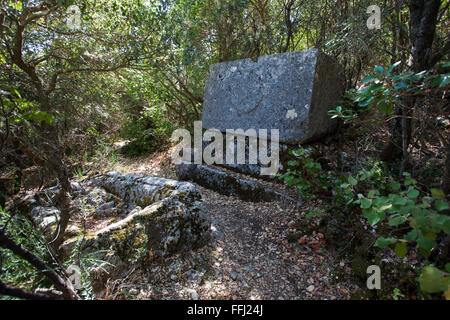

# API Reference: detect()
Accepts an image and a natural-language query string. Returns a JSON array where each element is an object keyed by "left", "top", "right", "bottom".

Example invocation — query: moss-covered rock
[
  {"left": 176, "top": 162, "right": 288, "bottom": 202},
  {"left": 60, "top": 174, "right": 211, "bottom": 289},
  {"left": 91, "top": 171, "right": 196, "bottom": 208}
]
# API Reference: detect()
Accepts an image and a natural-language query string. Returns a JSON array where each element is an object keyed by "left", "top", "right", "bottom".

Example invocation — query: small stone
[
  {"left": 211, "top": 224, "right": 224, "bottom": 241},
  {"left": 186, "top": 269, "right": 203, "bottom": 284},
  {"left": 170, "top": 274, "right": 178, "bottom": 281},
  {"left": 129, "top": 288, "right": 139, "bottom": 296},
  {"left": 185, "top": 288, "right": 199, "bottom": 300},
  {"left": 169, "top": 260, "right": 181, "bottom": 273},
  {"left": 306, "top": 285, "right": 315, "bottom": 292}
]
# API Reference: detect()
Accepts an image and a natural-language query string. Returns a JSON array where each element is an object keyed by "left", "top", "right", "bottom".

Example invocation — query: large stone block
[
  {"left": 176, "top": 162, "right": 289, "bottom": 202},
  {"left": 202, "top": 49, "right": 344, "bottom": 144}
]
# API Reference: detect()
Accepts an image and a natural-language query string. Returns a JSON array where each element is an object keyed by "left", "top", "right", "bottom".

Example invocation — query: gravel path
[{"left": 103, "top": 151, "right": 357, "bottom": 300}]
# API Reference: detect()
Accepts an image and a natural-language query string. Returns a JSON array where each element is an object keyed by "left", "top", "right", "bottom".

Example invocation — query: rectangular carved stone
[{"left": 202, "top": 49, "right": 344, "bottom": 144}]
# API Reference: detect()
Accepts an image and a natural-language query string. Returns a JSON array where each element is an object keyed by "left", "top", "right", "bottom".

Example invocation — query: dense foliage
[{"left": 0, "top": 0, "right": 449, "bottom": 300}]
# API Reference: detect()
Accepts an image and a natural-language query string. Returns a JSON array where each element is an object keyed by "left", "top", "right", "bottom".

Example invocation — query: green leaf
[
  {"left": 413, "top": 70, "right": 427, "bottom": 80},
  {"left": 22, "top": 111, "right": 54, "bottom": 125},
  {"left": 389, "top": 215, "right": 407, "bottom": 227},
  {"left": 374, "top": 237, "right": 397, "bottom": 249},
  {"left": 394, "top": 242, "right": 407, "bottom": 258},
  {"left": 374, "top": 66, "right": 384, "bottom": 74},
  {"left": 431, "top": 188, "right": 445, "bottom": 199},
  {"left": 360, "top": 198, "right": 372, "bottom": 209},
  {"left": 387, "top": 61, "right": 401, "bottom": 75},
  {"left": 443, "top": 219, "right": 450, "bottom": 233},
  {"left": 287, "top": 160, "right": 299, "bottom": 167},
  {"left": 407, "top": 188, "right": 420, "bottom": 199},
  {"left": 403, "top": 229, "right": 419, "bottom": 241},
  {"left": 393, "top": 71, "right": 414, "bottom": 81},
  {"left": 392, "top": 195, "right": 407, "bottom": 206},
  {"left": 417, "top": 236, "right": 436, "bottom": 251},
  {"left": 358, "top": 96, "right": 375, "bottom": 107},
  {"left": 363, "top": 208, "right": 381, "bottom": 226},
  {"left": 348, "top": 176, "right": 357, "bottom": 186},
  {"left": 368, "top": 189, "right": 380, "bottom": 198},
  {"left": 362, "top": 75, "right": 378, "bottom": 83},
  {"left": 419, "top": 266, "right": 444, "bottom": 293},
  {"left": 379, "top": 203, "right": 393, "bottom": 211},
  {"left": 394, "top": 82, "right": 407, "bottom": 90},
  {"left": 438, "top": 74, "right": 450, "bottom": 87},
  {"left": 390, "top": 182, "right": 401, "bottom": 191},
  {"left": 435, "top": 200, "right": 449, "bottom": 211},
  {"left": 445, "top": 263, "right": 450, "bottom": 273}
]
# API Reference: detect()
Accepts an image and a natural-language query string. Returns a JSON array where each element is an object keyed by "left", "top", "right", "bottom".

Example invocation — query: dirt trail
[{"left": 103, "top": 150, "right": 357, "bottom": 300}]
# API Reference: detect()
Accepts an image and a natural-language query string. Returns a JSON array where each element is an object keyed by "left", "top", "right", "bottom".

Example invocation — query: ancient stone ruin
[
  {"left": 177, "top": 49, "right": 344, "bottom": 192},
  {"left": 27, "top": 172, "right": 211, "bottom": 290},
  {"left": 24, "top": 49, "right": 343, "bottom": 294},
  {"left": 202, "top": 48, "right": 343, "bottom": 145}
]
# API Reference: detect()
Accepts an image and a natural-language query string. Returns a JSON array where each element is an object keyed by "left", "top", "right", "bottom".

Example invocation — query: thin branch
[
  {"left": 0, "top": 228, "right": 78, "bottom": 300},
  {"left": 0, "top": 280, "right": 56, "bottom": 300}
]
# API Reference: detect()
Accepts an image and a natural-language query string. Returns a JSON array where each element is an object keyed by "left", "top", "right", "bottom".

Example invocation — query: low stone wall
[
  {"left": 176, "top": 162, "right": 289, "bottom": 202},
  {"left": 27, "top": 172, "right": 211, "bottom": 291}
]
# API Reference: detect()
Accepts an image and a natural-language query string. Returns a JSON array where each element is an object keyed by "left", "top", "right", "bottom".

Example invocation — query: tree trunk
[
  {"left": 443, "top": 133, "right": 450, "bottom": 197},
  {"left": 409, "top": 0, "right": 442, "bottom": 72},
  {"left": 381, "top": 0, "right": 442, "bottom": 164}
]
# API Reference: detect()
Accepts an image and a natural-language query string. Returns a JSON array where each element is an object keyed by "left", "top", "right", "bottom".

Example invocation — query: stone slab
[{"left": 202, "top": 49, "right": 344, "bottom": 144}]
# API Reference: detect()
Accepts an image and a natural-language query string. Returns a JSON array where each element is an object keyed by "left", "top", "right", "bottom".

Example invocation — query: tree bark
[
  {"left": 0, "top": 280, "right": 57, "bottom": 300},
  {"left": 0, "top": 229, "right": 78, "bottom": 300},
  {"left": 381, "top": 0, "right": 442, "bottom": 164},
  {"left": 409, "top": 0, "right": 442, "bottom": 72},
  {"left": 443, "top": 132, "right": 450, "bottom": 197}
]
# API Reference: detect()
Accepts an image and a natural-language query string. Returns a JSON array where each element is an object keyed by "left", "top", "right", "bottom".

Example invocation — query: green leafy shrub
[
  {"left": 280, "top": 147, "right": 450, "bottom": 298},
  {"left": 121, "top": 107, "right": 174, "bottom": 157},
  {"left": 278, "top": 148, "right": 332, "bottom": 200},
  {"left": 329, "top": 61, "right": 450, "bottom": 122},
  {"left": 336, "top": 169, "right": 449, "bottom": 297},
  {"left": 348, "top": 173, "right": 449, "bottom": 297}
]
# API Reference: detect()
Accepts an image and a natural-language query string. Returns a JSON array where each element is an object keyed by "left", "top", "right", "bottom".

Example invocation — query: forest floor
[{"left": 96, "top": 148, "right": 361, "bottom": 300}]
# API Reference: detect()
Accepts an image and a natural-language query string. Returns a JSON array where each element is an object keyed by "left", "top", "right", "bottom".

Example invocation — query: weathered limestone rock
[
  {"left": 176, "top": 162, "right": 290, "bottom": 202},
  {"left": 57, "top": 172, "right": 210, "bottom": 287},
  {"left": 29, "top": 206, "right": 59, "bottom": 233},
  {"left": 201, "top": 139, "right": 289, "bottom": 178},
  {"left": 29, "top": 206, "right": 80, "bottom": 240},
  {"left": 91, "top": 172, "right": 199, "bottom": 208},
  {"left": 25, "top": 172, "right": 211, "bottom": 291},
  {"left": 62, "top": 185, "right": 209, "bottom": 258},
  {"left": 33, "top": 181, "right": 85, "bottom": 206},
  {"left": 202, "top": 49, "right": 343, "bottom": 144}
]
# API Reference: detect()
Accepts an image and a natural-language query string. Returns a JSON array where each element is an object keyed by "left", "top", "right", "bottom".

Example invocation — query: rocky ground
[{"left": 88, "top": 149, "right": 360, "bottom": 300}]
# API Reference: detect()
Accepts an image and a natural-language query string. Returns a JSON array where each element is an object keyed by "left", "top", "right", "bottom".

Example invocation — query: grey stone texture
[
  {"left": 202, "top": 49, "right": 344, "bottom": 144},
  {"left": 25, "top": 172, "right": 211, "bottom": 290},
  {"left": 176, "top": 162, "right": 291, "bottom": 202},
  {"left": 86, "top": 172, "right": 211, "bottom": 256},
  {"left": 91, "top": 171, "right": 201, "bottom": 208}
]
